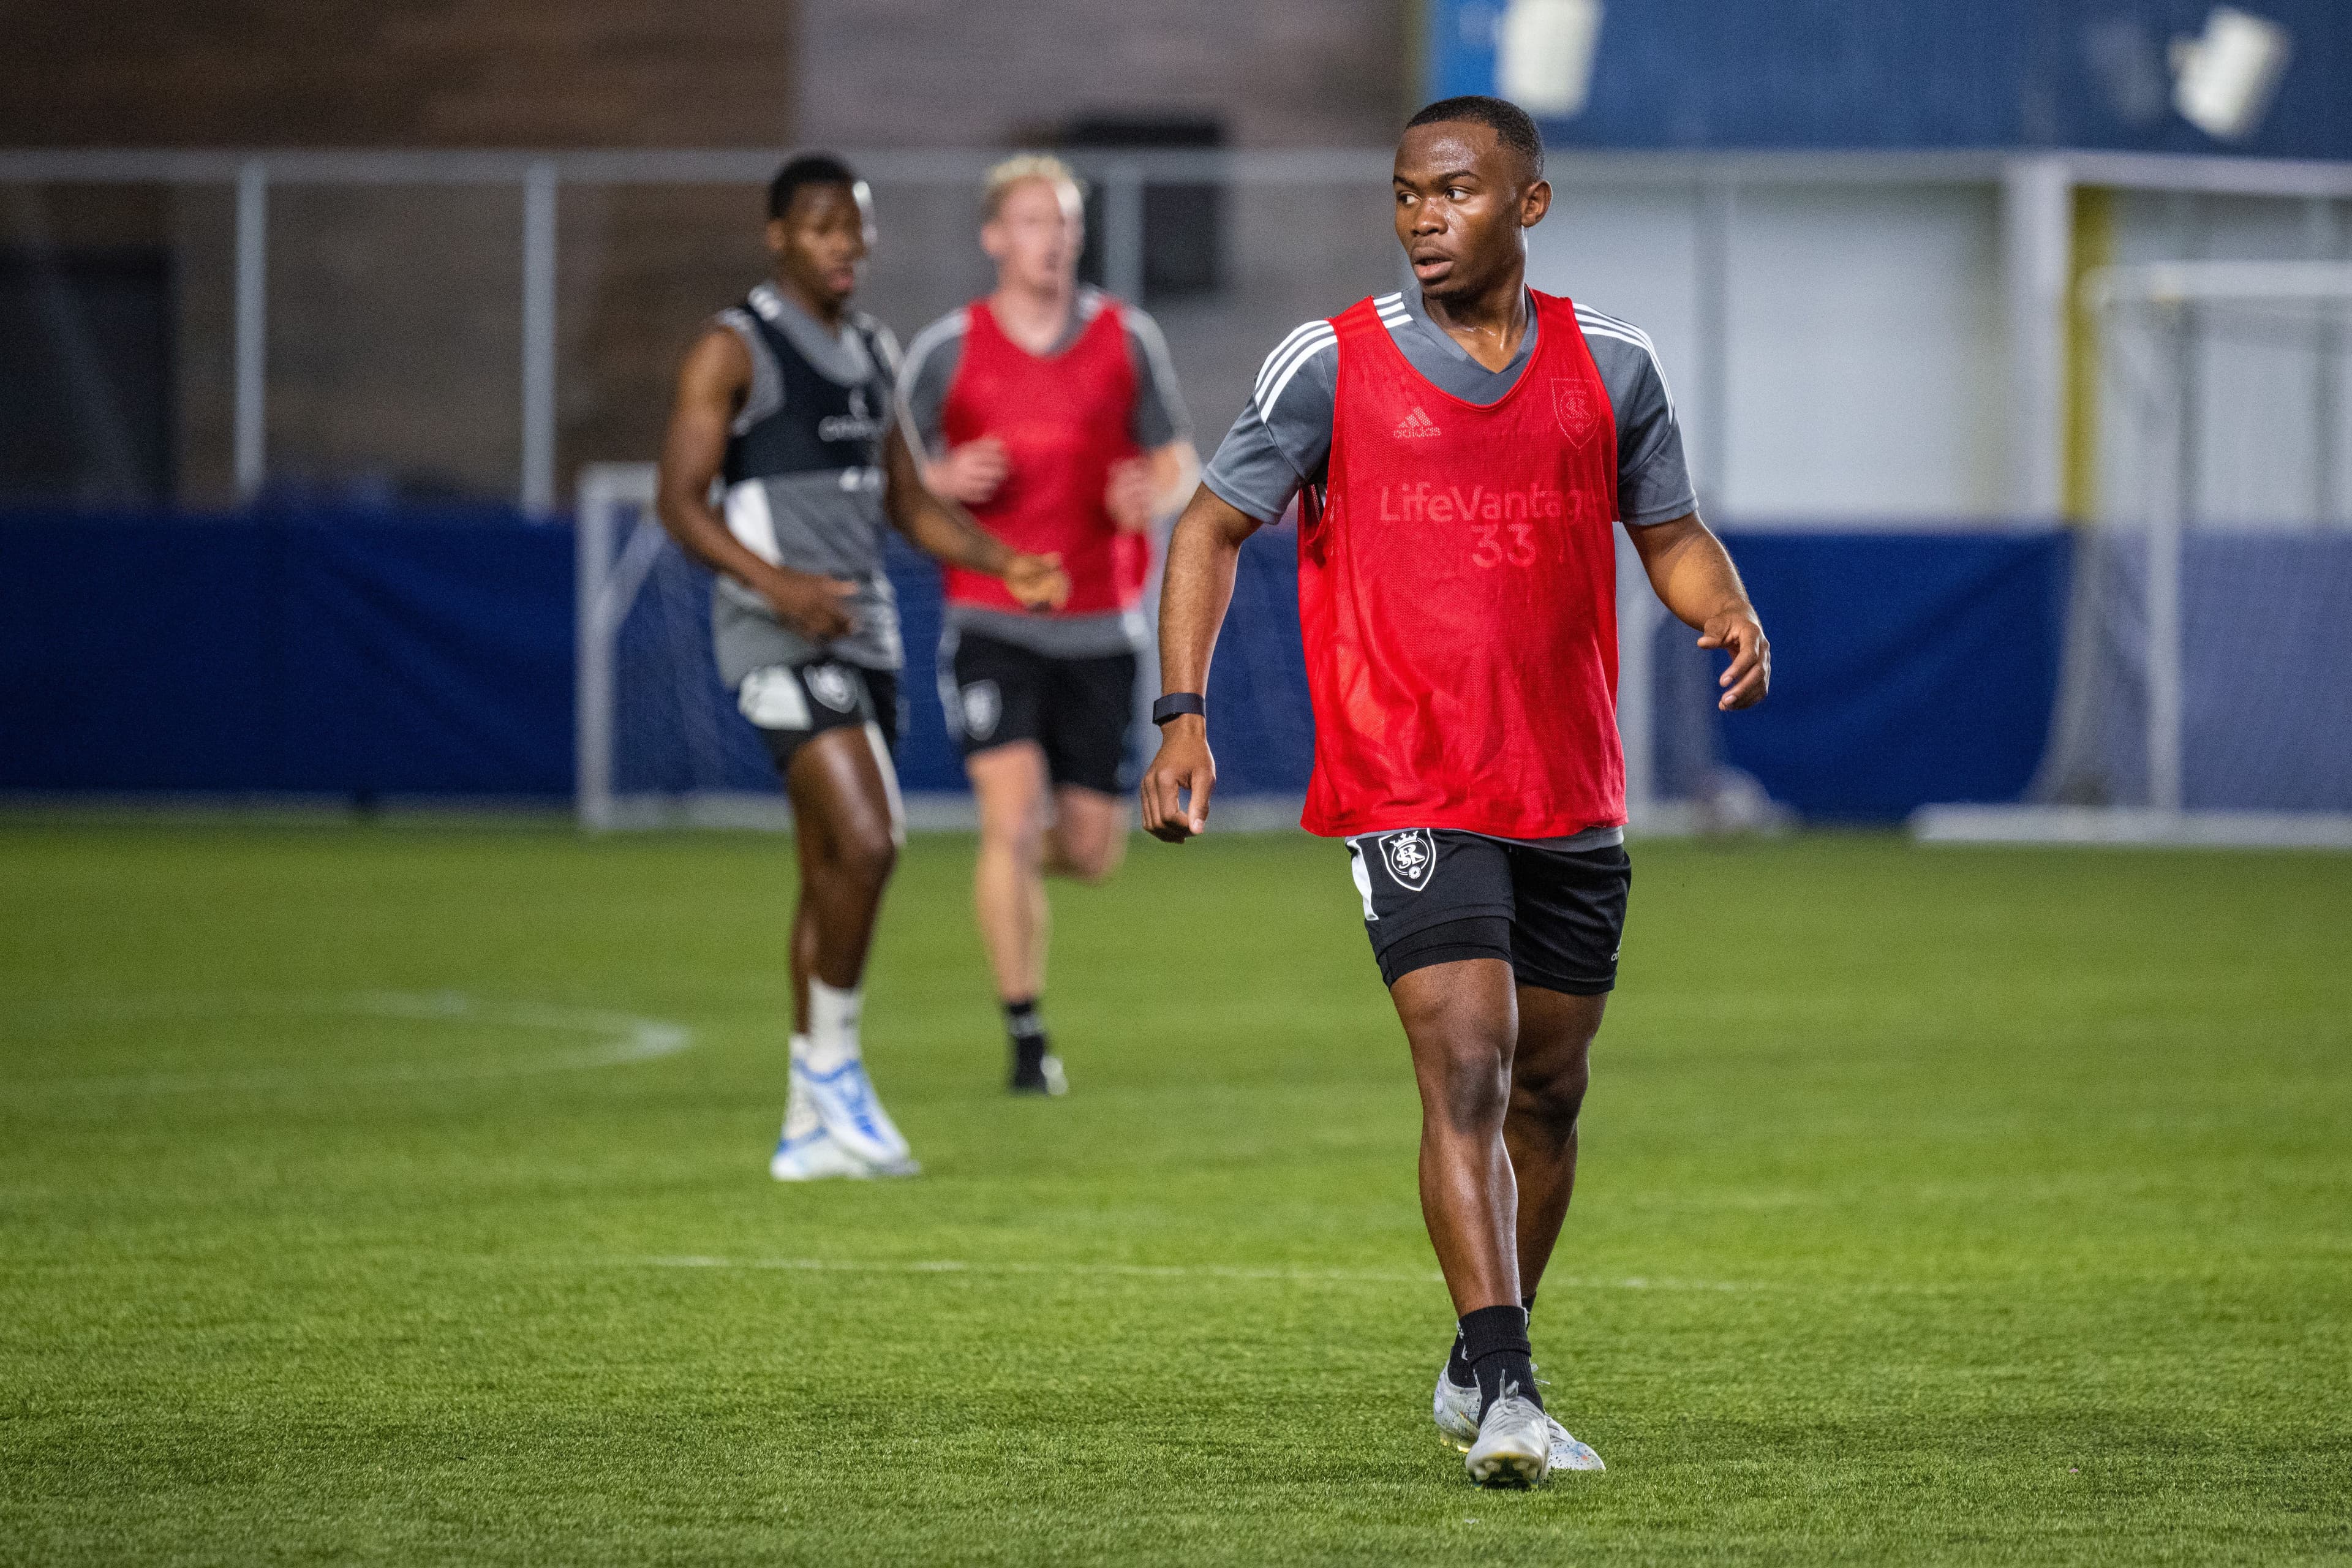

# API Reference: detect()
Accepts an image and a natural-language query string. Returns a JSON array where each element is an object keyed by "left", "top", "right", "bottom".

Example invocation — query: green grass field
[{"left": 2, "top": 820, "right": 2347, "bottom": 1564}]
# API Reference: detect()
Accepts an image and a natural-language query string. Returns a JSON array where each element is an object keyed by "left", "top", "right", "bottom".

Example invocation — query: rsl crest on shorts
[{"left": 1381, "top": 828, "right": 1436, "bottom": 893}]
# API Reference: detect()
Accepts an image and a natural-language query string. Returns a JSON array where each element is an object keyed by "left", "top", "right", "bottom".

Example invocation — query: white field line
[
  {"left": 628, "top": 1256, "right": 1757, "bottom": 1292},
  {"left": 3, "top": 992, "right": 693, "bottom": 1095}
]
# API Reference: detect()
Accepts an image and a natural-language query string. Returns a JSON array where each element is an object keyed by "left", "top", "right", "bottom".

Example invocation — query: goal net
[
  {"left": 575, "top": 462, "right": 1727, "bottom": 833},
  {"left": 1918, "top": 262, "right": 2352, "bottom": 848}
]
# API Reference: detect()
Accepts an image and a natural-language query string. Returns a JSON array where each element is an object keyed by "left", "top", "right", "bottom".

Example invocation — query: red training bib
[
  {"left": 1296, "top": 290, "right": 1624, "bottom": 839},
  {"left": 939, "top": 298, "right": 1144, "bottom": 616}
]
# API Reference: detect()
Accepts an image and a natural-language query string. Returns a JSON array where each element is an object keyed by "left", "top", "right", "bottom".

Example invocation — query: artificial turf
[{"left": 1, "top": 820, "right": 2346, "bottom": 1564}]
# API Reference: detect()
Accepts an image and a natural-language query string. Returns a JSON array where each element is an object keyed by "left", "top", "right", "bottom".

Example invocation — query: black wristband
[{"left": 1151, "top": 692, "right": 1207, "bottom": 726}]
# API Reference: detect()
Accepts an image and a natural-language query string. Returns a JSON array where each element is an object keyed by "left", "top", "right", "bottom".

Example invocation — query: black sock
[
  {"left": 1448, "top": 1292, "right": 1540, "bottom": 1389},
  {"left": 1005, "top": 997, "right": 1047, "bottom": 1073},
  {"left": 1458, "top": 1303, "right": 1542, "bottom": 1414}
]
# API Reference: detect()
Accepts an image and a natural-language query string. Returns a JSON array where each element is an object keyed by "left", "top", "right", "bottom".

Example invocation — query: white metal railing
[{"left": 9, "top": 145, "right": 2352, "bottom": 519}]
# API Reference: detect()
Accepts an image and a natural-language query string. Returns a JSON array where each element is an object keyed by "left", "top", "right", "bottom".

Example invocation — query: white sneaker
[
  {"left": 1465, "top": 1390, "right": 1551, "bottom": 1488},
  {"left": 1436, "top": 1365, "right": 1604, "bottom": 1471},
  {"left": 799, "top": 1054, "right": 919, "bottom": 1175},
  {"left": 1433, "top": 1366, "right": 1482, "bottom": 1449},
  {"left": 769, "top": 1124, "right": 871, "bottom": 1181}
]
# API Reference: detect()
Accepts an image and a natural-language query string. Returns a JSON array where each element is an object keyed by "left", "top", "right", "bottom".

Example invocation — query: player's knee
[
  {"left": 1057, "top": 831, "right": 1125, "bottom": 884},
  {"left": 1421, "top": 1024, "right": 1513, "bottom": 1130},
  {"left": 1512, "top": 1050, "right": 1591, "bottom": 1134},
  {"left": 831, "top": 820, "right": 899, "bottom": 886}
]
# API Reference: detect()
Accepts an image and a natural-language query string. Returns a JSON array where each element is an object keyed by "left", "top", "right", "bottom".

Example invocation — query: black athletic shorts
[
  {"left": 943, "top": 629, "right": 1139, "bottom": 795},
  {"left": 1345, "top": 829, "right": 1632, "bottom": 995},
  {"left": 737, "top": 660, "right": 902, "bottom": 775}
]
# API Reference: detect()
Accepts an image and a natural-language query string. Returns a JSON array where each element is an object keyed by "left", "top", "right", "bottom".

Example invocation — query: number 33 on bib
[{"left": 1296, "top": 290, "right": 1624, "bottom": 842}]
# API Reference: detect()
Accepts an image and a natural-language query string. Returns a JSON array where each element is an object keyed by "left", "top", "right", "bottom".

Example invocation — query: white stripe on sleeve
[
  {"left": 1254, "top": 318, "right": 1334, "bottom": 405},
  {"left": 1575, "top": 319, "right": 1678, "bottom": 421},
  {"left": 1257, "top": 328, "right": 1337, "bottom": 423},
  {"left": 892, "top": 310, "right": 970, "bottom": 462}
]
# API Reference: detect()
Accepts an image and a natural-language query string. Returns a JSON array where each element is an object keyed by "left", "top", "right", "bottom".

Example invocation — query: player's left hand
[
  {"left": 1005, "top": 551, "right": 1069, "bottom": 612},
  {"left": 1104, "top": 458, "right": 1155, "bottom": 533},
  {"left": 1698, "top": 611, "right": 1770, "bottom": 710}
]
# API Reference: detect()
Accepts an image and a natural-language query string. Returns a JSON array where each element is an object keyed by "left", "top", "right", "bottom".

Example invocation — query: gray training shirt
[
  {"left": 897, "top": 288, "right": 1191, "bottom": 658},
  {"left": 711, "top": 282, "right": 903, "bottom": 683},
  {"left": 1201, "top": 286, "right": 1695, "bottom": 854},
  {"left": 1201, "top": 286, "right": 1695, "bottom": 531}
]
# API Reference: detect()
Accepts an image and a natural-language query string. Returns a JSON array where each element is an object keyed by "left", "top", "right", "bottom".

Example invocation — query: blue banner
[
  {"left": 0, "top": 508, "right": 2097, "bottom": 821},
  {"left": 1424, "top": 1, "right": 2352, "bottom": 159}
]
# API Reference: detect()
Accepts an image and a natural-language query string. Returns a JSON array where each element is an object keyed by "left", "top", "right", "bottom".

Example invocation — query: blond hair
[{"left": 982, "top": 153, "right": 1085, "bottom": 222}]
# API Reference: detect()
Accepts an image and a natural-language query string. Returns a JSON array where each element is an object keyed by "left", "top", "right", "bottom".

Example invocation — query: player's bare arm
[
  {"left": 1140, "top": 484, "right": 1263, "bottom": 842},
  {"left": 1106, "top": 438, "right": 1201, "bottom": 534},
  {"left": 1628, "top": 511, "right": 1770, "bottom": 710},
  {"left": 881, "top": 422, "right": 1069, "bottom": 611},
  {"left": 922, "top": 433, "right": 1010, "bottom": 506},
  {"left": 655, "top": 326, "right": 858, "bottom": 643}
]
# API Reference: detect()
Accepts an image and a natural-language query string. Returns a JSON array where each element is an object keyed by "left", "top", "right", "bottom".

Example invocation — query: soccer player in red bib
[
  {"left": 1142, "top": 97, "right": 1770, "bottom": 1487},
  {"left": 899, "top": 155, "right": 1197, "bottom": 1096}
]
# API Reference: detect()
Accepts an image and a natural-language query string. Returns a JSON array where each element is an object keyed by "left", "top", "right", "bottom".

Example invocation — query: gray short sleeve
[
  {"left": 1200, "top": 320, "right": 1340, "bottom": 523},
  {"left": 1574, "top": 310, "right": 1697, "bottom": 526},
  {"left": 861, "top": 315, "right": 902, "bottom": 383},
  {"left": 894, "top": 310, "right": 965, "bottom": 462},
  {"left": 1121, "top": 305, "right": 1191, "bottom": 450}
]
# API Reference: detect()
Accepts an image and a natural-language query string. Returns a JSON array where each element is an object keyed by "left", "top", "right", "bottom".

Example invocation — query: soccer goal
[
  {"left": 1915, "top": 260, "right": 2352, "bottom": 850},
  {"left": 574, "top": 462, "right": 798, "bottom": 830}
]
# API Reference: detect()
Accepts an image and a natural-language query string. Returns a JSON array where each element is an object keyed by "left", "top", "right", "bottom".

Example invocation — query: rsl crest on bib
[
  {"left": 1550, "top": 377, "right": 1600, "bottom": 450},
  {"left": 1380, "top": 829, "right": 1436, "bottom": 892}
]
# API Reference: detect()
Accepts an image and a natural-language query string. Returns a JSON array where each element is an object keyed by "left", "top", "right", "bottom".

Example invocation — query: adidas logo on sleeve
[{"left": 1392, "top": 405, "right": 1444, "bottom": 439}]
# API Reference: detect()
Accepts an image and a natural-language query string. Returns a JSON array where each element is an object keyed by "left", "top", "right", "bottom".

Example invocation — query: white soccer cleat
[
  {"left": 769, "top": 1066, "right": 873, "bottom": 1180},
  {"left": 1436, "top": 1365, "right": 1604, "bottom": 1472},
  {"left": 769, "top": 1124, "right": 872, "bottom": 1181},
  {"left": 1465, "top": 1391, "right": 1552, "bottom": 1488},
  {"left": 1545, "top": 1421, "right": 1605, "bottom": 1471},
  {"left": 799, "top": 1055, "right": 919, "bottom": 1175},
  {"left": 1434, "top": 1366, "right": 1482, "bottom": 1450}
]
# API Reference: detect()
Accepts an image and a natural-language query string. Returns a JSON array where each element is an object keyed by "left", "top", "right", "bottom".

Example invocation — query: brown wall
[
  {"left": 797, "top": 0, "right": 1414, "bottom": 148},
  {"left": 6, "top": 1, "right": 1412, "bottom": 507},
  {"left": 1, "top": 1, "right": 799, "bottom": 146}
]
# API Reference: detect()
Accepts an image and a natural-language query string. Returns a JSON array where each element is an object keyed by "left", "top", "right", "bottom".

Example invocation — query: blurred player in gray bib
[{"left": 655, "top": 154, "right": 1068, "bottom": 1180}]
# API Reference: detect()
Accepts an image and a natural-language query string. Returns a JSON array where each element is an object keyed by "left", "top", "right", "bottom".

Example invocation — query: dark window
[
  {"left": 1065, "top": 114, "right": 1225, "bottom": 303},
  {"left": 0, "top": 247, "right": 175, "bottom": 506}
]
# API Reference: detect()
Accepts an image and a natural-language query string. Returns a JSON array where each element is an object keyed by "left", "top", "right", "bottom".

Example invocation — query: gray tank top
[{"left": 710, "top": 282, "right": 903, "bottom": 678}]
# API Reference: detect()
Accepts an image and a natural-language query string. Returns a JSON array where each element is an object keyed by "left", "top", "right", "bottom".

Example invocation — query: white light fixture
[
  {"left": 1496, "top": 0, "right": 1605, "bottom": 119},
  {"left": 2171, "top": 6, "right": 2293, "bottom": 141}
]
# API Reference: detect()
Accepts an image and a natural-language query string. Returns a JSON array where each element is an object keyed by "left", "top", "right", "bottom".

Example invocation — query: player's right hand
[
  {"left": 758, "top": 567, "right": 861, "bottom": 641},
  {"left": 1140, "top": 718, "right": 1216, "bottom": 843},
  {"left": 930, "top": 437, "right": 1011, "bottom": 506}
]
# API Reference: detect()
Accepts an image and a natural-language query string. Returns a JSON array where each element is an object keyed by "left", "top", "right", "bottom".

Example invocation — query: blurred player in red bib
[
  {"left": 1142, "top": 99, "right": 1770, "bottom": 1486},
  {"left": 900, "top": 155, "right": 1197, "bottom": 1096}
]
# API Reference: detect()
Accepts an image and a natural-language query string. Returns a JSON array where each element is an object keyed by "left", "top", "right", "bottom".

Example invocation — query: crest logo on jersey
[
  {"left": 1551, "top": 378, "right": 1600, "bottom": 448},
  {"left": 1393, "top": 406, "right": 1444, "bottom": 440},
  {"left": 806, "top": 663, "right": 860, "bottom": 714},
  {"left": 1379, "top": 829, "right": 1436, "bottom": 893},
  {"left": 960, "top": 680, "right": 1001, "bottom": 741},
  {"left": 818, "top": 386, "right": 883, "bottom": 445}
]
